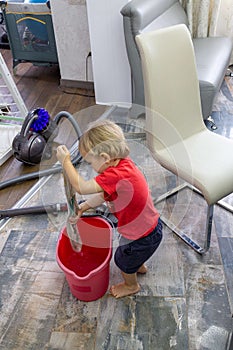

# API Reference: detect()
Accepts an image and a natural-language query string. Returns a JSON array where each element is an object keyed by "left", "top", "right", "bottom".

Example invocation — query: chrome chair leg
[
  {"left": 204, "top": 204, "right": 214, "bottom": 252},
  {"left": 154, "top": 184, "right": 214, "bottom": 254}
]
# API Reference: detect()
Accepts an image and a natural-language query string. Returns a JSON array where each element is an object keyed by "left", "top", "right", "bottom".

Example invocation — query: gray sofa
[{"left": 121, "top": 0, "right": 233, "bottom": 124}]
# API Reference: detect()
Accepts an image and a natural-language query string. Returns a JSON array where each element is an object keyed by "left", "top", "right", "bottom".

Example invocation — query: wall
[
  {"left": 86, "top": 0, "right": 131, "bottom": 107},
  {"left": 50, "top": 0, "right": 132, "bottom": 105},
  {"left": 50, "top": 0, "right": 93, "bottom": 88}
]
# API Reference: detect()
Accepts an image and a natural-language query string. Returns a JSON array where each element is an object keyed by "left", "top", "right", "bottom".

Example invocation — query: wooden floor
[{"left": 0, "top": 48, "right": 107, "bottom": 211}]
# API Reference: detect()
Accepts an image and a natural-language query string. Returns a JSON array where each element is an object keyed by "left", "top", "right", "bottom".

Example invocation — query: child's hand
[
  {"left": 56, "top": 145, "right": 71, "bottom": 165},
  {"left": 69, "top": 202, "right": 88, "bottom": 225},
  {"left": 69, "top": 215, "right": 80, "bottom": 225}
]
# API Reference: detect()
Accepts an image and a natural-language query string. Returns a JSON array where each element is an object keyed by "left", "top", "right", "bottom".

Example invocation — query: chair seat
[
  {"left": 194, "top": 37, "right": 232, "bottom": 88},
  {"left": 150, "top": 130, "right": 233, "bottom": 205},
  {"left": 194, "top": 36, "right": 232, "bottom": 119}
]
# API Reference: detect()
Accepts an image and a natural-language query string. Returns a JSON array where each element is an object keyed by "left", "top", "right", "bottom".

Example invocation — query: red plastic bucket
[{"left": 56, "top": 216, "right": 113, "bottom": 302}]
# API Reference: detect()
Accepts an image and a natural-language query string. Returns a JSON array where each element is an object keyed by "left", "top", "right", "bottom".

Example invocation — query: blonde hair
[{"left": 79, "top": 120, "right": 130, "bottom": 159}]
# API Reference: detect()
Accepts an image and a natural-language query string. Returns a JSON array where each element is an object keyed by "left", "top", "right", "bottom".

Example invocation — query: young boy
[{"left": 56, "top": 120, "right": 162, "bottom": 298}]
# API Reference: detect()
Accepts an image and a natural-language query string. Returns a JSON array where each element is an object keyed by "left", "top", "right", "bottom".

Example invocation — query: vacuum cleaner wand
[{"left": 0, "top": 203, "right": 68, "bottom": 219}]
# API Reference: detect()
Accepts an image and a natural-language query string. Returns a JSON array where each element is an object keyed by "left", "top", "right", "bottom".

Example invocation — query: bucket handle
[{"left": 81, "top": 213, "right": 116, "bottom": 229}]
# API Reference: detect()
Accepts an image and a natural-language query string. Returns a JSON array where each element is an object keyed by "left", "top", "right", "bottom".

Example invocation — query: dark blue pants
[{"left": 114, "top": 218, "right": 163, "bottom": 274}]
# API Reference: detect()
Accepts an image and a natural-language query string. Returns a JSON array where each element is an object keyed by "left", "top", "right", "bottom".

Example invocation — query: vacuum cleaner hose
[
  {"left": 53, "top": 111, "right": 82, "bottom": 138},
  {"left": 0, "top": 111, "right": 83, "bottom": 191}
]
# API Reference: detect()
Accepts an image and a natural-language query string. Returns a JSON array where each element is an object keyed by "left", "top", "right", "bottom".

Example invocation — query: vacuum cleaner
[
  {"left": 0, "top": 109, "right": 83, "bottom": 192},
  {"left": 12, "top": 107, "right": 83, "bottom": 165},
  {"left": 0, "top": 108, "right": 83, "bottom": 220},
  {"left": 12, "top": 108, "right": 59, "bottom": 165}
]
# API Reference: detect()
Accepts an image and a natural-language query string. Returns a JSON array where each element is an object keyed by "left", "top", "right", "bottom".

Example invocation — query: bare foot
[
  {"left": 137, "top": 264, "right": 148, "bottom": 274},
  {"left": 110, "top": 282, "right": 140, "bottom": 298}
]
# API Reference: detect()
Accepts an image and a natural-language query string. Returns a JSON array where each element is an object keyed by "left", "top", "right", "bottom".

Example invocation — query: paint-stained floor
[{"left": 0, "top": 76, "right": 233, "bottom": 349}]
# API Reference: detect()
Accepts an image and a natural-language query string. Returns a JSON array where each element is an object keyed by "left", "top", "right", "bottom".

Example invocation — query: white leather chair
[{"left": 136, "top": 24, "right": 233, "bottom": 254}]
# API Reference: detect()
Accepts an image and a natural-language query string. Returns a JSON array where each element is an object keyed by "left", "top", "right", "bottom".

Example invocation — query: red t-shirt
[{"left": 95, "top": 157, "right": 159, "bottom": 240}]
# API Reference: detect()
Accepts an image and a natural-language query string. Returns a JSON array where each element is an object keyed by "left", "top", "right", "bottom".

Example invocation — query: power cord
[
  {"left": 59, "top": 51, "right": 94, "bottom": 98},
  {"left": 86, "top": 51, "right": 92, "bottom": 82}
]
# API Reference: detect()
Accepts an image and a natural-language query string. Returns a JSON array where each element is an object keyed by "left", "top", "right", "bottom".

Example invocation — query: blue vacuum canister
[{"left": 12, "top": 108, "right": 58, "bottom": 165}]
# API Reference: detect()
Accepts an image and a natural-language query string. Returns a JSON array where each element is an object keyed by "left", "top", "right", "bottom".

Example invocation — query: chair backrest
[
  {"left": 135, "top": 24, "right": 206, "bottom": 150},
  {"left": 121, "top": 0, "right": 189, "bottom": 106}
]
